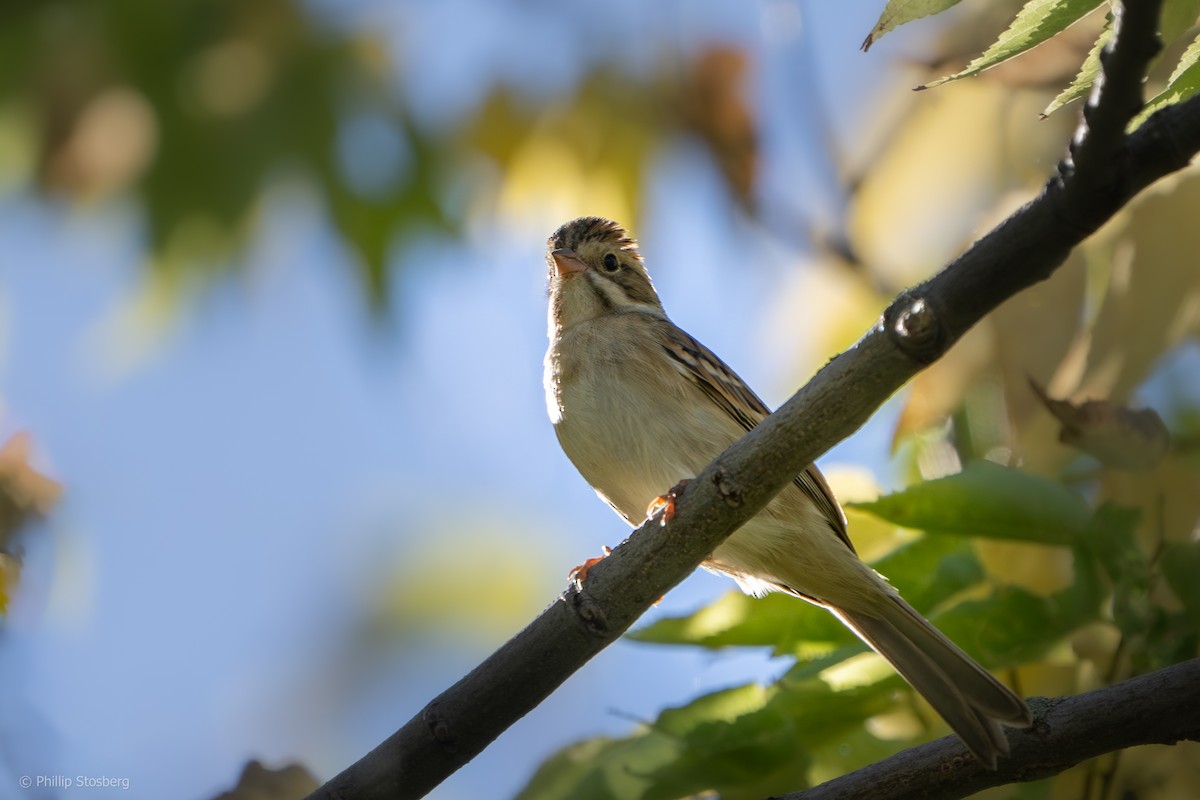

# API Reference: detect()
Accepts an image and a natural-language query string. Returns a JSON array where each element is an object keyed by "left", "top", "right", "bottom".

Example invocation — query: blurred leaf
[
  {"left": 862, "top": 0, "right": 965, "bottom": 51},
  {"left": 1161, "top": 0, "right": 1200, "bottom": 42},
  {"left": 519, "top": 677, "right": 899, "bottom": 800},
  {"left": 1139, "top": 32, "right": 1200, "bottom": 125},
  {"left": 762, "top": 672, "right": 959, "bottom": 783},
  {"left": 933, "top": 550, "right": 1103, "bottom": 664},
  {"left": 1030, "top": 381, "right": 1171, "bottom": 470},
  {"left": 516, "top": 736, "right": 675, "bottom": 800},
  {"left": 1009, "top": 777, "right": 1058, "bottom": 800},
  {"left": 811, "top": 726, "right": 925, "bottom": 787},
  {"left": 0, "top": 432, "right": 61, "bottom": 616},
  {"left": 769, "top": 678, "right": 900, "bottom": 750},
  {"left": 1079, "top": 172, "right": 1200, "bottom": 400},
  {"left": 1138, "top": 607, "right": 1200, "bottom": 671},
  {"left": 891, "top": 324, "right": 994, "bottom": 447},
  {"left": 631, "top": 536, "right": 984, "bottom": 655},
  {"left": 921, "top": 0, "right": 1103, "bottom": 89},
  {"left": 653, "top": 683, "right": 771, "bottom": 737},
  {"left": 517, "top": 684, "right": 795, "bottom": 800},
  {"left": 0, "top": 0, "right": 462, "bottom": 303},
  {"left": 0, "top": 432, "right": 62, "bottom": 523},
  {"left": 849, "top": 460, "right": 1091, "bottom": 544},
  {"left": 647, "top": 686, "right": 805, "bottom": 800},
  {"left": 211, "top": 759, "right": 317, "bottom": 800},
  {"left": 629, "top": 589, "right": 851, "bottom": 655},
  {"left": 1043, "top": 20, "right": 1110, "bottom": 115},
  {"left": 317, "top": 112, "right": 455, "bottom": 307},
  {"left": 1076, "top": 504, "right": 1153, "bottom": 642},
  {"left": 677, "top": 46, "right": 757, "bottom": 207},
  {"left": 875, "top": 534, "right": 985, "bottom": 609},
  {"left": 5, "top": 3, "right": 765, "bottom": 307},
  {"left": 0, "top": 553, "right": 17, "bottom": 616},
  {"left": 891, "top": 247, "right": 1088, "bottom": 453},
  {"left": 468, "top": 71, "right": 658, "bottom": 227},
  {"left": 1077, "top": 504, "right": 1144, "bottom": 583},
  {"left": 779, "top": 645, "right": 869, "bottom": 682},
  {"left": 362, "top": 525, "right": 555, "bottom": 643},
  {"left": 848, "top": 81, "right": 1049, "bottom": 290},
  {"left": 1162, "top": 540, "right": 1200, "bottom": 629}
]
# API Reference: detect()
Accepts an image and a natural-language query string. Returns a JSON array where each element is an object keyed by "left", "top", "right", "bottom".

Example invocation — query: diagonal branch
[
  {"left": 307, "top": 1, "right": 1199, "bottom": 797},
  {"left": 782, "top": 658, "right": 1200, "bottom": 800}
]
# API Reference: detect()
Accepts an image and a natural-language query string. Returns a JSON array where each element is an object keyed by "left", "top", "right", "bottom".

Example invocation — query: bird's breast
[{"left": 545, "top": 317, "right": 745, "bottom": 524}]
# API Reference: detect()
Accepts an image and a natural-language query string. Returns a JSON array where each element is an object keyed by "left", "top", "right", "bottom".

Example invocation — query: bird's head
[{"left": 546, "top": 217, "right": 664, "bottom": 333}]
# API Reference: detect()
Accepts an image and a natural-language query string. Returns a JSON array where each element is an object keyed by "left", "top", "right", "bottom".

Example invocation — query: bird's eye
[{"left": 602, "top": 253, "right": 620, "bottom": 272}]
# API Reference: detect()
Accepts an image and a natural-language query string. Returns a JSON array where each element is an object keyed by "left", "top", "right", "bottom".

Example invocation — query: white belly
[{"left": 549, "top": 336, "right": 740, "bottom": 524}]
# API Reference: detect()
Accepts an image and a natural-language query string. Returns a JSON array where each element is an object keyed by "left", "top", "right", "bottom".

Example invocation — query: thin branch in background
[
  {"left": 781, "top": 658, "right": 1200, "bottom": 800},
  {"left": 305, "top": 0, "right": 1200, "bottom": 796}
]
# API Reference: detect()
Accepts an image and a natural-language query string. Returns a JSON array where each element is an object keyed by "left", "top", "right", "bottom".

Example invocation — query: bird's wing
[{"left": 657, "top": 323, "right": 853, "bottom": 553}]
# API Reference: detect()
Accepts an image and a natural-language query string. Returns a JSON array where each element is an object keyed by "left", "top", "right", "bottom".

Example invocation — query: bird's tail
[{"left": 833, "top": 596, "right": 1032, "bottom": 769}]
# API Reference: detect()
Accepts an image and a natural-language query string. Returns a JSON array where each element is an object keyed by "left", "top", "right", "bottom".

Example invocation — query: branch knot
[
  {"left": 569, "top": 588, "right": 612, "bottom": 638},
  {"left": 884, "top": 293, "right": 944, "bottom": 364},
  {"left": 422, "top": 706, "right": 456, "bottom": 750},
  {"left": 713, "top": 469, "right": 744, "bottom": 508}
]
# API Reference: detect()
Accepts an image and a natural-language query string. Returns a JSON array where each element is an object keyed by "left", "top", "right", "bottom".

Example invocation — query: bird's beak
[{"left": 551, "top": 248, "right": 589, "bottom": 278}]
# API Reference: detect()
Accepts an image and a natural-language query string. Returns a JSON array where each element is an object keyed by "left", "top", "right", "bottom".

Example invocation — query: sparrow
[{"left": 542, "top": 216, "right": 1031, "bottom": 768}]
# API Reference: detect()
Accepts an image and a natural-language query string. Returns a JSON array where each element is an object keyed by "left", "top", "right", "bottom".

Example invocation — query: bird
[{"left": 542, "top": 216, "right": 1032, "bottom": 768}]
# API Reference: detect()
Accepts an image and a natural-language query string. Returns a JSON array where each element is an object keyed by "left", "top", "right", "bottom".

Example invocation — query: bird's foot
[
  {"left": 569, "top": 545, "right": 613, "bottom": 586},
  {"left": 647, "top": 478, "right": 692, "bottom": 525}
]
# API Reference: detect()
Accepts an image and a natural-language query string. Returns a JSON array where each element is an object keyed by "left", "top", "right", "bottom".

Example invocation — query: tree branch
[
  {"left": 307, "top": 1, "right": 1200, "bottom": 797},
  {"left": 782, "top": 658, "right": 1200, "bottom": 800}
]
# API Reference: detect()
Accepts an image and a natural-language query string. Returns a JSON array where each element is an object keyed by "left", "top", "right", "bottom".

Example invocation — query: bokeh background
[{"left": 2, "top": 1, "right": 1199, "bottom": 799}]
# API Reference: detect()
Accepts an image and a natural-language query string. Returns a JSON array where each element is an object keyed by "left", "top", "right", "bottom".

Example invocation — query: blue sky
[{"left": 0, "top": 3, "right": 925, "bottom": 798}]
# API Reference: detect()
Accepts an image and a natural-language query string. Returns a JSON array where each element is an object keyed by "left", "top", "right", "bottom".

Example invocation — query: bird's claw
[
  {"left": 647, "top": 478, "right": 692, "bottom": 525},
  {"left": 569, "top": 545, "right": 613, "bottom": 586}
]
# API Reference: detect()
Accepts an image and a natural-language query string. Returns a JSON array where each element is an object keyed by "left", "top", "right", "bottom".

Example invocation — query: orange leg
[
  {"left": 647, "top": 478, "right": 692, "bottom": 525},
  {"left": 569, "top": 545, "right": 664, "bottom": 606},
  {"left": 569, "top": 545, "right": 612, "bottom": 586}
]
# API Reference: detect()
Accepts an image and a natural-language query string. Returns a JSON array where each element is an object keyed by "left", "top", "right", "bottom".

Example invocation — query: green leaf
[
  {"left": 1077, "top": 504, "right": 1144, "bottom": 578},
  {"left": 517, "top": 683, "right": 816, "bottom": 800},
  {"left": 862, "top": 0, "right": 965, "bottom": 51},
  {"left": 933, "top": 549, "right": 1103, "bottom": 664},
  {"left": 516, "top": 736, "right": 667, "bottom": 800},
  {"left": 1076, "top": 504, "right": 1153, "bottom": 639},
  {"left": 768, "top": 678, "right": 899, "bottom": 750},
  {"left": 1161, "top": 0, "right": 1200, "bottom": 43},
  {"left": 780, "top": 645, "right": 870, "bottom": 682},
  {"left": 1009, "top": 778, "right": 1059, "bottom": 800},
  {"left": 933, "top": 588, "right": 1072, "bottom": 664},
  {"left": 849, "top": 461, "right": 1090, "bottom": 544},
  {"left": 922, "top": 0, "right": 1104, "bottom": 89},
  {"left": 873, "top": 534, "right": 985, "bottom": 610},
  {"left": 1137, "top": 33, "right": 1200, "bottom": 125},
  {"left": 808, "top": 726, "right": 918, "bottom": 787},
  {"left": 515, "top": 683, "right": 814, "bottom": 800},
  {"left": 629, "top": 590, "right": 852, "bottom": 654},
  {"left": 630, "top": 536, "right": 984, "bottom": 654},
  {"left": 647, "top": 685, "right": 807, "bottom": 800},
  {"left": 1043, "top": 21, "right": 1111, "bottom": 116},
  {"left": 1162, "top": 540, "right": 1200, "bottom": 629}
]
